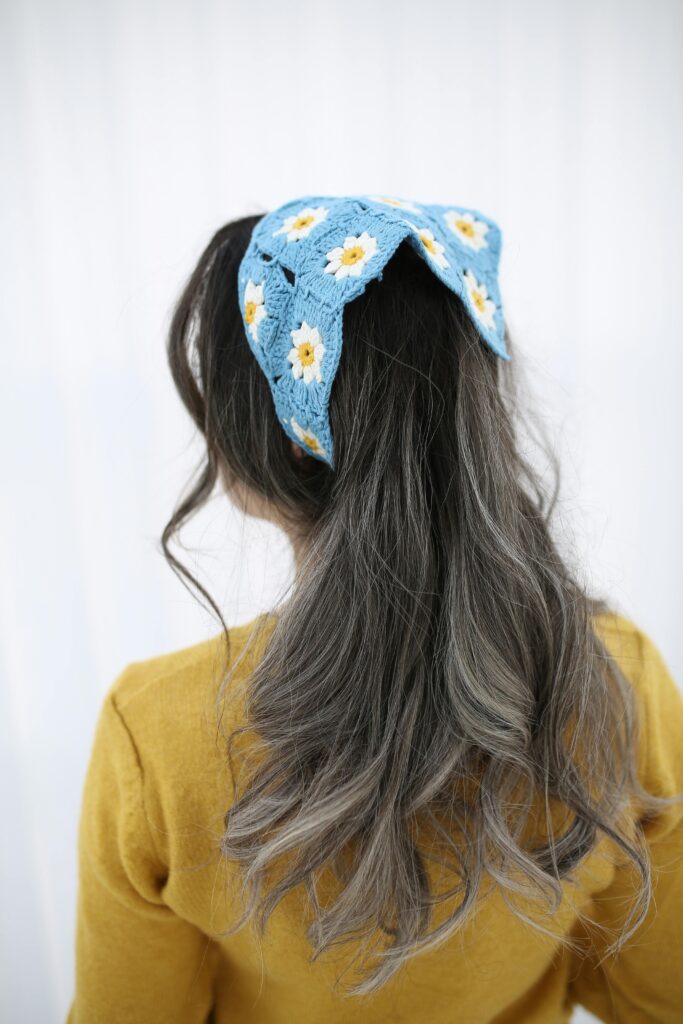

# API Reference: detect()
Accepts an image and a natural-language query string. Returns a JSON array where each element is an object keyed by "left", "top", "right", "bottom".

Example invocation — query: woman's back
[
  {"left": 67, "top": 197, "right": 683, "bottom": 1021},
  {"left": 67, "top": 608, "right": 683, "bottom": 1023}
]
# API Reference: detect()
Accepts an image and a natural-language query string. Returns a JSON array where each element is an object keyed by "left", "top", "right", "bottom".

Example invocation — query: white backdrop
[{"left": 1, "top": 1, "right": 681, "bottom": 1021}]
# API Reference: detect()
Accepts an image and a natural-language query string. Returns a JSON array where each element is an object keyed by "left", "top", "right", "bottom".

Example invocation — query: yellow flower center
[
  {"left": 245, "top": 301, "right": 256, "bottom": 324},
  {"left": 420, "top": 232, "right": 436, "bottom": 254},
  {"left": 293, "top": 214, "right": 314, "bottom": 231},
  {"left": 297, "top": 342, "right": 316, "bottom": 366},
  {"left": 472, "top": 290, "right": 486, "bottom": 313},
  {"left": 456, "top": 218, "right": 475, "bottom": 238},
  {"left": 302, "top": 432, "right": 322, "bottom": 453},
  {"left": 381, "top": 197, "right": 402, "bottom": 206},
  {"left": 341, "top": 245, "right": 365, "bottom": 266}
]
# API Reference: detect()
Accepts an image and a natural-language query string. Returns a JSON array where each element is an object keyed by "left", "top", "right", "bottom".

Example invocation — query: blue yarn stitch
[{"left": 237, "top": 194, "right": 509, "bottom": 468}]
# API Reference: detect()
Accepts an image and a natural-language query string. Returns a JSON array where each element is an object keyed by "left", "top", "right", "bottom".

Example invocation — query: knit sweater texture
[{"left": 66, "top": 610, "right": 683, "bottom": 1023}]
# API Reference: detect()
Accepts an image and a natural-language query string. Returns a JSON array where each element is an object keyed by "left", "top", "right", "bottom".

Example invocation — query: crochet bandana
[{"left": 237, "top": 194, "right": 509, "bottom": 467}]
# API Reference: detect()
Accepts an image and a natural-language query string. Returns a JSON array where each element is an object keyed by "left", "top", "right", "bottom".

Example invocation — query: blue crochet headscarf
[{"left": 237, "top": 194, "right": 509, "bottom": 468}]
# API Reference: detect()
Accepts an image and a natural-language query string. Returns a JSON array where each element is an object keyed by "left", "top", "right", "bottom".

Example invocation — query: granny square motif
[{"left": 237, "top": 194, "right": 508, "bottom": 467}]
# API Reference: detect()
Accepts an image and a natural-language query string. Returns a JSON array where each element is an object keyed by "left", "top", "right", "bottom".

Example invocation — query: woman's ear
[{"left": 291, "top": 441, "right": 307, "bottom": 461}]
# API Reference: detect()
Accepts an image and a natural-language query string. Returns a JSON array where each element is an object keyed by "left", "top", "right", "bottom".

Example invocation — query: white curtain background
[{"left": 1, "top": 1, "right": 681, "bottom": 1020}]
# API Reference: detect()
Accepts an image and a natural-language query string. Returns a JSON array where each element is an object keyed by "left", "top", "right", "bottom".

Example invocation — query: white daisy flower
[
  {"left": 463, "top": 270, "right": 497, "bottom": 330},
  {"left": 288, "top": 322, "right": 325, "bottom": 384},
  {"left": 406, "top": 222, "right": 449, "bottom": 270},
  {"left": 324, "top": 231, "right": 379, "bottom": 280},
  {"left": 243, "top": 280, "right": 267, "bottom": 343},
  {"left": 291, "top": 416, "right": 326, "bottom": 457},
  {"left": 444, "top": 210, "right": 489, "bottom": 251},
  {"left": 273, "top": 206, "right": 328, "bottom": 242},
  {"left": 368, "top": 195, "right": 423, "bottom": 215}
]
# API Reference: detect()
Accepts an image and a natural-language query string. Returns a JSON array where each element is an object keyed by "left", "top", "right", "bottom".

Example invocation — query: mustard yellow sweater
[{"left": 67, "top": 611, "right": 683, "bottom": 1023}]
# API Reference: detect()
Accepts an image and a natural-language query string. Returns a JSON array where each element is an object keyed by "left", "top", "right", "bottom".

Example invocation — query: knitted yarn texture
[{"left": 237, "top": 194, "right": 509, "bottom": 467}]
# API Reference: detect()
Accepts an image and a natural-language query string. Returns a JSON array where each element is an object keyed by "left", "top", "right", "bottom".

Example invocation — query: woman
[{"left": 67, "top": 195, "right": 683, "bottom": 1023}]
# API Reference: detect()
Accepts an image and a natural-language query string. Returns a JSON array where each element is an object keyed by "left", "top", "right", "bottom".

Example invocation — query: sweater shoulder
[
  {"left": 592, "top": 608, "right": 676, "bottom": 706},
  {"left": 591, "top": 608, "right": 671, "bottom": 728},
  {"left": 108, "top": 612, "right": 276, "bottom": 718},
  {"left": 102, "top": 612, "right": 278, "bottom": 787},
  {"left": 592, "top": 607, "right": 645, "bottom": 660},
  {"left": 592, "top": 608, "right": 683, "bottom": 826},
  {"left": 97, "top": 613, "right": 278, "bottom": 866}
]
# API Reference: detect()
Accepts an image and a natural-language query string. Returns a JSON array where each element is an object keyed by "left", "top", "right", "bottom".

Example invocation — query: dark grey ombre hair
[{"left": 162, "top": 214, "right": 679, "bottom": 995}]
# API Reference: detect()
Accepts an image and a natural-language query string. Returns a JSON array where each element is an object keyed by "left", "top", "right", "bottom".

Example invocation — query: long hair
[{"left": 162, "top": 214, "right": 678, "bottom": 995}]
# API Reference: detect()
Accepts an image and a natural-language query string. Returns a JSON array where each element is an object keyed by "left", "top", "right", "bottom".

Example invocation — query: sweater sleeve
[
  {"left": 569, "top": 625, "right": 683, "bottom": 1023},
  {"left": 66, "top": 684, "right": 217, "bottom": 1024}
]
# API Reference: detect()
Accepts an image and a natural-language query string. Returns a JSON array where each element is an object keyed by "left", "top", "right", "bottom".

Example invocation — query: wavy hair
[{"left": 162, "top": 214, "right": 678, "bottom": 995}]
